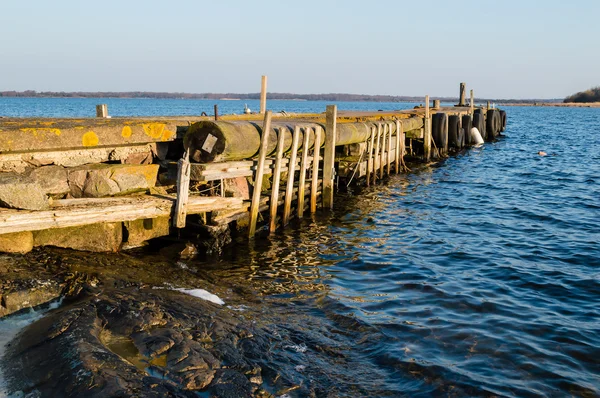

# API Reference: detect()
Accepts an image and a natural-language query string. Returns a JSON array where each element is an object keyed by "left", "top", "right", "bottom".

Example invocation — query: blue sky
[{"left": 0, "top": 0, "right": 597, "bottom": 98}]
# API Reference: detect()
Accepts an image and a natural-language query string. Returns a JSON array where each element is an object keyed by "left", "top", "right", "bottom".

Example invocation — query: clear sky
[{"left": 0, "top": 0, "right": 597, "bottom": 99}]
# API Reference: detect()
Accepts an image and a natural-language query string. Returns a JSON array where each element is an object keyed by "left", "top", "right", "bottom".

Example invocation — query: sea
[{"left": 0, "top": 98, "right": 599, "bottom": 396}]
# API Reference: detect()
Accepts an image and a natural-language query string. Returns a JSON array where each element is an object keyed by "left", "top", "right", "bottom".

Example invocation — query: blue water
[
  {"left": 2, "top": 99, "right": 599, "bottom": 396},
  {"left": 0, "top": 97, "right": 420, "bottom": 117}
]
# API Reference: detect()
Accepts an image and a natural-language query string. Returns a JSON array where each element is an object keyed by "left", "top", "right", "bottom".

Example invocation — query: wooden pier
[{"left": 0, "top": 82, "right": 506, "bottom": 253}]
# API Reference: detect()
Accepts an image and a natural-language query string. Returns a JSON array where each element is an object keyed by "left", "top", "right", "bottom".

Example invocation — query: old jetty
[{"left": 0, "top": 82, "right": 506, "bottom": 254}]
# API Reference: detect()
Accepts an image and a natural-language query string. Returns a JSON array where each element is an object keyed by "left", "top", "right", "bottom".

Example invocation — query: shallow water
[{"left": 2, "top": 101, "right": 599, "bottom": 396}]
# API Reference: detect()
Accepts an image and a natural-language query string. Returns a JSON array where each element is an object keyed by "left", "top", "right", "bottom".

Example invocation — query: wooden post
[
  {"left": 459, "top": 82, "right": 466, "bottom": 106},
  {"left": 374, "top": 124, "right": 382, "bottom": 182},
  {"left": 248, "top": 111, "right": 272, "bottom": 237},
  {"left": 96, "top": 104, "right": 108, "bottom": 118},
  {"left": 214, "top": 104, "right": 219, "bottom": 121},
  {"left": 470, "top": 89, "right": 475, "bottom": 115},
  {"left": 487, "top": 101, "right": 491, "bottom": 111},
  {"left": 367, "top": 126, "right": 375, "bottom": 186},
  {"left": 282, "top": 125, "right": 301, "bottom": 226},
  {"left": 297, "top": 127, "right": 311, "bottom": 219},
  {"left": 395, "top": 120, "right": 402, "bottom": 174},
  {"left": 387, "top": 122, "right": 393, "bottom": 175},
  {"left": 269, "top": 127, "right": 286, "bottom": 232},
  {"left": 424, "top": 95, "right": 431, "bottom": 161},
  {"left": 433, "top": 99, "right": 441, "bottom": 109},
  {"left": 173, "top": 150, "right": 191, "bottom": 228},
  {"left": 260, "top": 75, "right": 268, "bottom": 114},
  {"left": 322, "top": 105, "right": 337, "bottom": 210},
  {"left": 310, "top": 126, "right": 322, "bottom": 213},
  {"left": 380, "top": 124, "right": 387, "bottom": 179}
]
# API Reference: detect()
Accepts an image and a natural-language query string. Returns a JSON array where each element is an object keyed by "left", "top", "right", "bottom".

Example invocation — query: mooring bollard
[{"left": 459, "top": 82, "right": 467, "bottom": 106}]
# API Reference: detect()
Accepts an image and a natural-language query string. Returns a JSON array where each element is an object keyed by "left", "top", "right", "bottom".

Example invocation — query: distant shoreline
[{"left": 498, "top": 102, "right": 600, "bottom": 108}]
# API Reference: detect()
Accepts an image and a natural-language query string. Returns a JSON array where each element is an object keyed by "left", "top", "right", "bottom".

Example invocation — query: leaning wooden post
[
  {"left": 470, "top": 90, "right": 475, "bottom": 115},
  {"left": 395, "top": 120, "right": 402, "bottom": 174},
  {"left": 366, "top": 126, "right": 375, "bottom": 186},
  {"left": 173, "top": 150, "right": 191, "bottom": 228},
  {"left": 282, "top": 125, "right": 301, "bottom": 226},
  {"left": 458, "top": 82, "right": 467, "bottom": 106},
  {"left": 322, "top": 105, "right": 337, "bottom": 210},
  {"left": 379, "top": 124, "right": 387, "bottom": 179},
  {"left": 248, "top": 111, "right": 272, "bottom": 238},
  {"left": 269, "top": 127, "right": 286, "bottom": 232},
  {"left": 297, "top": 127, "right": 311, "bottom": 219},
  {"left": 310, "top": 126, "right": 322, "bottom": 213},
  {"left": 386, "top": 122, "right": 393, "bottom": 176},
  {"left": 96, "top": 104, "right": 108, "bottom": 118},
  {"left": 214, "top": 104, "right": 219, "bottom": 121},
  {"left": 424, "top": 95, "right": 432, "bottom": 161},
  {"left": 260, "top": 75, "right": 268, "bottom": 114},
  {"left": 374, "top": 124, "right": 382, "bottom": 183}
]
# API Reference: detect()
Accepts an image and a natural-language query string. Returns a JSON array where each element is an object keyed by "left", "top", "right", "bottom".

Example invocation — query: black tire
[
  {"left": 448, "top": 115, "right": 460, "bottom": 149},
  {"left": 462, "top": 115, "right": 473, "bottom": 146},
  {"left": 499, "top": 110, "right": 507, "bottom": 132},
  {"left": 473, "top": 113, "right": 486, "bottom": 140},
  {"left": 486, "top": 109, "right": 499, "bottom": 140},
  {"left": 432, "top": 113, "right": 448, "bottom": 155}
]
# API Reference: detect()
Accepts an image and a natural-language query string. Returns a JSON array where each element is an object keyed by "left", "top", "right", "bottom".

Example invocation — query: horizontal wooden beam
[{"left": 0, "top": 195, "right": 243, "bottom": 235}]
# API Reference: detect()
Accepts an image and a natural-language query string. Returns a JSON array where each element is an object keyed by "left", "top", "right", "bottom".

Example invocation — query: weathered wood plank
[
  {"left": 367, "top": 126, "right": 375, "bottom": 186},
  {"left": 249, "top": 111, "right": 272, "bottom": 237},
  {"left": 283, "top": 126, "right": 301, "bottom": 226},
  {"left": 269, "top": 127, "right": 286, "bottom": 232},
  {"left": 310, "top": 126, "right": 322, "bottom": 213},
  {"left": 323, "top": 105, "right": 337, "bottom": 209},
  {"left": 173, "top": 150, "right": 191, "bottom": 228},
  {"left": 297, "top": 127, "right": 311, "bottom": 219}
]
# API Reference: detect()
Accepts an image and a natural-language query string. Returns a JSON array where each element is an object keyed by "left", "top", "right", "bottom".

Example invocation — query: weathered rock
[
  {"left": 0, "top": 231, "right": 33, "bottom": 254},
  {"left": 28, "top": 165, "right": 70, "bottom": 198},
  {"left": 112, "top": 173, "right": 149, "bottom": 195},
  {"left": 33, "top": 222, "right": 122, "bottom": 252},
  {"left": 82, "top": 173, "right": 121, "bottom": 197},
  {"left": 223, "top": 177, "right": 250, "bottom": 200},
  {"left": 66, "top": 168, "right": 88, "bottom": 197},
  {"left": 123, "top": 217, "right": 170, "bottom": 248},
  {"left": 0, "top": 173, "right": 49, "bottom": 210},
  {"left": 123, "top": 151, "right": 153, "bottom": 165}
]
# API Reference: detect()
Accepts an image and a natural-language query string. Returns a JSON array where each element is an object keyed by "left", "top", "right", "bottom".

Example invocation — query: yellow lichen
[
  {"left": 121, "top": 126, "right": 132, "bottom": 138},
  {"left": 82, "top": 131, "right": 99, "bottom": 147}
]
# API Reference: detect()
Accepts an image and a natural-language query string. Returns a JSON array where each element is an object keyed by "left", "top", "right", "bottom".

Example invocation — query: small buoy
[
  {"left": 538, "top": 151, "right": 547, "bottom": 156},
  {"left": 470, "top": 127, "right": 484, "bottom": 146},
  {"left": 243, "top": 104, "right": 251, "bottom": 114}
]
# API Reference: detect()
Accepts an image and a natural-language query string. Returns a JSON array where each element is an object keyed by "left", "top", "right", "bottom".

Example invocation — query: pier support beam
[
  {"left": 423, "top": 96, "right": 432, "bottom": 161},
  {"left": 260, "top": 75, "right": 268, "bottom": 114},
  {"left": 323, "top": 105, "right": 337, "bottom": 209},
  {"left": 470, "top": 90, "right": 475, "bottom": 115},
  {"left": 459, "top": 83, "right": 466, "bottom": 106}
]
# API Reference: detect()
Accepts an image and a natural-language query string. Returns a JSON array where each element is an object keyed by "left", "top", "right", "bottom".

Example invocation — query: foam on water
[{"left": 173, "top": 288, "right": 224, "bottom": 305}]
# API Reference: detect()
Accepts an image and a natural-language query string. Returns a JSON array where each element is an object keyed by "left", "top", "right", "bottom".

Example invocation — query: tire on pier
[
  {"left": 462, "top": 115, "right": 473, "bottom": 146},
  {"left": 473, "top": 112, "right": 486, "bottom": 141},
  {"left": 432, "top": 113, "right": 448, "bottom": 156},
  {"left": 448, "top": 115, "right": 461, "bottom": 149},
  {"left": 486, "top": 109, "right": 501, "bottom": 140},
  {"left": 499, "top": 110, "right": 507, "bottom": 132}
]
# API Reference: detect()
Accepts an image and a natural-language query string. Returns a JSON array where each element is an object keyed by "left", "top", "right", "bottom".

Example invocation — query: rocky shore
[{"left": 0, "top": 246, "right": 289, "bottom": 397}]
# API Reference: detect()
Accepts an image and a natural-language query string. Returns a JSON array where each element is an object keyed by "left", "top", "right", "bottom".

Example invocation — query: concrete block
[
  {"left": 34, "top": 222, "right": 122, "bottom": 252},
  {"left": 0, "top": 231, "right": 34, "bottom": 254},
  {"left": 124, "top": 217, "right": 170, "bottom": 247}
]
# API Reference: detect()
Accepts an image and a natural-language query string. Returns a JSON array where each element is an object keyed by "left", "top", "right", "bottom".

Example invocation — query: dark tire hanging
[
  {"left": 499, "top": 110, "right": 507, "bottom": 132},
  {"left": 486, "top": 109, "right": 499, "bottom": 140},
  {"left": 448, "top": 115, "right": 461, "bottom": 149},
  {"left": 462, "top": 114, "right": 473, "bottom": 146},
  {"left": 432, "top": 113, "right": 448, "bottom": 155},
  {"left": 473, "top": 112, "right": 486, "bottom": 140}
]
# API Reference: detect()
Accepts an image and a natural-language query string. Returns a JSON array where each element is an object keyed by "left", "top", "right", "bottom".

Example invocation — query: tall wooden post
[
  {"left": 323, "top": 105, "right": 337, "bottom": 209},
  {"left": 487, "top": 101, "right": 491, "bottom": 111},
  {"left": 96, "top": 104, "right": 108, "bottom": 118},
  {"left": 459, "top": 82, "right": 466, "bottom": 106},
  {"left": 310, "top": 127, "right": 322, "bottom": 213},
  {"left": 395, "top": 120, "right": 402, "bottom": 174},
  {"left": 173, "top": 150, "right": 190, "bottom": 228},
  {"left": 470, "top": 90, "right": 475, "bottom": 115},
  {"left": 297, "top": 127, "right": 311, "bottom": 219},
  {"left": 269, "top": 128, "right": 286, "bottom": 233},
  {"left": 424, "top": 95, "right": 432, "bottom": 161},
  {"left": 282, "top": 126, "right": 301, "bottom": 226},
  {"left": 214, "top": 104, "right": 219, "bottom": 121},
  {"left": 248, "top": 111, "right": 272, "bottom": 237},
  {"left": 260, "top": 75, "right": 268, "bottom": 114},
  {"left": 433, "top": 99, "right": 441, "bottom": 109}
]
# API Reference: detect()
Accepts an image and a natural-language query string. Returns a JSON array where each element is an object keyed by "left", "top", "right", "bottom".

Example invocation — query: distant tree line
[
  {"left": 0, "top": 90, "right": 560, "bottom": 104},
  {"left": 563, "top": 86, "right": 600, "bottom": 103}
]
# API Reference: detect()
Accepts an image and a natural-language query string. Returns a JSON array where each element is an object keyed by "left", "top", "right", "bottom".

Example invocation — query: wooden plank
[
  {"left": 374, "top": 124, "right": 382, "bottom": 183},
  {"left": 380, "top": 123, "right": 387, "bottom": 178},
  {"left": 367, "top": 126, "right": 375, "bottom": 186},
  {"left": 395, "top": 120, "right": 402, "bottom": 174},
  {"left": 310, "top": 126, "right": 322, "bottom": 213},
  {"left": 470, "top": 89, "right": 475, "bottom": 115},
  {"left": 269, "top": 127, "right": 286, "bottom": 232},
  {"left": 173, "top": 150, "right": 191, "bottom": 228},
  {"left": 297, "top": 127, "right": 311, "bottom": 219},
  {"left": 424, "top": 95, "right": 431, "bottom": 161},
  {"left": 249, "top": 111, "right": 272, "bottom": 237},
  {"left": 322, "top": 105, "right": 337, "bottom": 209},
  {"left": 260, "top": 75, "right": 268, "bottom": 114},
  {"left": 387, "top": 123, "right": 393, "bottom": 175},
  {"left": 283, "top": 125, "right": 301, "bottom": 226},
  {"left": 0, "top": 195, "right": 243, "bottom": 235}
]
